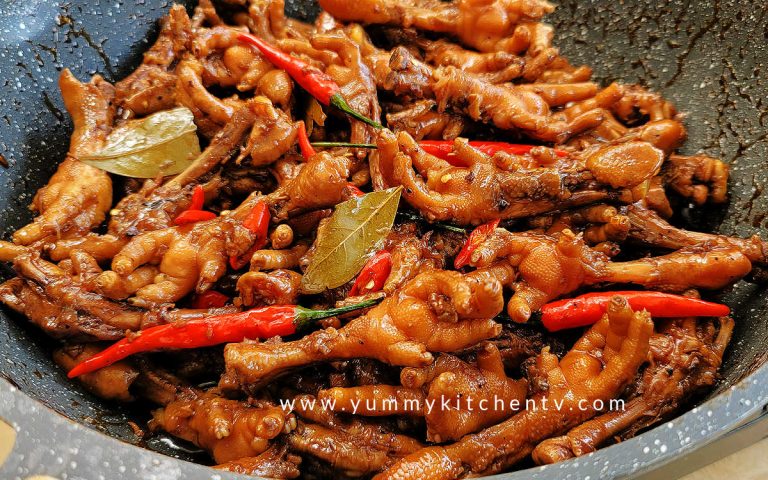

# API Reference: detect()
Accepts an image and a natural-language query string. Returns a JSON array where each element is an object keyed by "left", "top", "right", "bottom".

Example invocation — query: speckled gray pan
[{"left": 0, "top": 1, "right": 767, "bottom": 479}]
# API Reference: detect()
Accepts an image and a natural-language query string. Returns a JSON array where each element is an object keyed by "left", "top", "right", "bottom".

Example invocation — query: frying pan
[{"left": 0, "top": 0, "right": 767, "bottom": 478}]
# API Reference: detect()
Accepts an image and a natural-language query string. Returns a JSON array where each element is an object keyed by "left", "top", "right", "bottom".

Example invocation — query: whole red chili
[
  {"left": 349, "top": 250, "right": 392, "bottom": 296},
  {"left": 191, "top": 290, "right": 229, "bottom": 309},
  {"left": 173, "top": 209, "right": 217, "bottom": 226},
  {"left": 297, "top": 121, "right": 316, "bottom": 160},
  {"left": 454, "top": 219, "right": 501, "bottom": 269},
  {"left": 237, "top": 33, "right": 382, "bottom": 129},
  {"left": 67, "top": 298, "right": 381, "bottom": 378},
  {"left": 230, "top": 200, "right": 271, "bottom": 270},
  {"left": 539, "top": 291, "right": 731, "bottom": 332}
]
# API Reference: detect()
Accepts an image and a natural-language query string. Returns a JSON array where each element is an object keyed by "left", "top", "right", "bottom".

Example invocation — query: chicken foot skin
[
  {"left": 98, "top": 194, "right": 264, "bottom": 307},
  {"left": 532, "top": 315, "right": 733, "bottom": 464},
  {"left": 625, "top": 203, "right": 768, "bottom": 265},
  {"left": 150, "top": 392, "right": 293, "bottom": 464},
  {"left": 318, "top": 343, "right": 528, "bottom": 442},
  {"left": 319, "top": 0, "right": 555, "bottom": 53},
  {"left": 13, "top": 70, "right": 113, "bottom": 245},
  {"left": 221, "top": 269, "right": 504, "bottom": 389},
  {"left": 286, "top": 394, "right": 423, "bottom": 476},
  {"left": 376, "top": 296, "right": 653, "bottom": 479},
  {"left": 376, "top": 129, "right": 660, "bottom": 225},
  {"left": 470, "top": 228, "right": 753, "bottom": 322}
]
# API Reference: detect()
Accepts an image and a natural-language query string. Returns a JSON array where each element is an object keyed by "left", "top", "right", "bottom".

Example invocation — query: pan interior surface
[{"left": 0, "top": 0, "right": 766, "bottom": 474}]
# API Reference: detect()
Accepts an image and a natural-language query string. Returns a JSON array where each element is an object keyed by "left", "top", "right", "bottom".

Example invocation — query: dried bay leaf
[
  {"left": 301, "top": 186, "right": 403, "bottom": 294},
  {"left": 79, "top": 107, "right": 200, "bottom": 178}
]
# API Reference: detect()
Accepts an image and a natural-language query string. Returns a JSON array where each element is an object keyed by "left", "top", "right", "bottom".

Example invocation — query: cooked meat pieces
[
  {"left": 376, "top": 296, "right": 652, "bottom": 479},
  {"left": 214, "top": 444, "right": 302, "bottom": 478},
  {"left": 13, "top": 71, "right": 113, "bottom": 246},
  {"left": 130, "top": 358, "right": 200, "bottom": 406},
  {"left": 287, "top": 419, "right": 414, "bottom": 476},
  {"left": 98, "top": 194, "right": 264, "bottom": 306},
  {"left": 114, "top": 5, "right": 192, "bottom": 117},
  {"left": 220, "top": 269, "right": 504, "bottom": 388},
  {"left": 488, "top": 324, "right": 559, "bottom": 370},
  {"left": 287, "top": 394, "right": 423, "bottom": 476},
  {"left": 470, "top": 228, "right": 753, "bottom": 322},
  {"left": 318, "top": 343, "right": 528, "bottom": 442},
  {"left": 312, "top": 31, "right": 382, "bottom": 149},
  {"left": 176, "top": 56, "right": 244, "bottom": 132},
  {"left": 433, "top": 68, "right": 623, "bottom": 143},
  {"left": 249, "top": 243, "right": 309, "bottom": 271},
  {"left": 47, "top": 234, "right": 128, "bottom": 263},
  {"left": 419, "top": 38, "right": 556, "bottom": 83},
  {"left": 0, "top": 242, "right": 28, "bottom": 263},
  {"left": 150, "top": 392, "right": 292, "bottom": 464},
  {"left": 192, "top": 26, "right": 294, "bottom": 105},
  {"left": 381, "top": 223, "right": 446, "bottom": 293},
  {"left": 237, "top": 0, "right": 293, "bottom": 39},
  {"left": 385, "top": 100, "right": 468, "bottom": 141},
  {"left": 612, "top": 84, "right": 678, "bottom": 123},
  {"left": 382, "top": 46, "right": 435, "bottom": 99},
  {"left": 663, "top": 153, "right": 729, "bottom": 205},
  {"left": 625, "top": 203, "right": 768, "bottom": 265},
  {"left": 53, "top": 344, "right": 139, "bottom": 402},
  {"left": 238, "top": 97, "right": 298, "bottom": 166},
  {"left": 109, "top": 100, "right": 263, "bottom": 237},
  {"left": 237, "top": 269, "right": 303, "bottom": 306},
  {"left": 569, "top": 117, "right": 687, "bottom": 155},
  {"left": 319, "top": 0, "right": 554, "bottom": 53},
  {"left": 532, "top": 315, "right": 733, "bottom": 463},
  {"left": 531, "top": 203, "right": 630, "bottom": 246},
  {"left": 375, "top": 129, "right": 661, "bottom": 225},
  {"left": 2, "top": 0, "right": 764, "bottom": 477},
  {"left": 0, "top": 278, "right": 125, "bottom": 341},
  {"left": 365, "top": 45, "right": 614, "bottom": 144},
  {"left": 8, "top": 253, "right": 144, "bottom": 332},
  {"left": 269, "top": 151, "right": 353, "bottom": 219},
  {"left": 171, "top": 97, "right": 290, "bottom": 186}
]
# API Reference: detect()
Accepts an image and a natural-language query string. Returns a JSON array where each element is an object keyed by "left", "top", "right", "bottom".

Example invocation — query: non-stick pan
[{"left": 0, "top": 1, "right": 767, "bottom": 479}]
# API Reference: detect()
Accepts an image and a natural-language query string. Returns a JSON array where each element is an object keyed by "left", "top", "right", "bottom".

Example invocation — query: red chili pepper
[
  {"left": 540, "top": 291, "right": 731, "bottom": 332},
  {"left": 242, "top": 200, "right": 270, "bottom": 234},
  {"left": 230, "top": 201, "right": 271, "bottom": 270},
  {"left": 191, "top": 290, "right": 229, "bottom": 309},
  {"left": 345, "top": 183, "right": 365, "bottom": 197},
  {"left": 173, "top": 185, "right": 216, "bottom": 225},
  {"left": 189, "top": 185, "right": 205, "bottom": 211},
  {"left": 297, "top": 121, "right": 316, "bottom": 160},
  {"left": 67, "top": 298, "right": 381, "bottom": 378},
  {"left": 173, "top": 209, "right": 217, "bottom": 226},
  {"left": 349, "top": 250, "right": 392, "bottom": 296},
  {"left": 237, "top": 33, "right": 382, "bottom": 129},
  {"left": 454, "top": 219, "right": 501, "bottom": 269}
]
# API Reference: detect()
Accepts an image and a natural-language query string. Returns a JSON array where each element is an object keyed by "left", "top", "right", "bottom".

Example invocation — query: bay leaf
[
  {"left": 79, "top": 107, "right": 201, "bottom": 178},
  {"left": 301, "top": 186, "right": 403, "bottom": 294}
]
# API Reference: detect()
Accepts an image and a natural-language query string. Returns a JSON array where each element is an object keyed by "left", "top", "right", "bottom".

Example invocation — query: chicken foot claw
[
  {"left": 376, "top": 296, "right": 653, "bottom": 479},
  {"left": 221, "top": 270, "right": 504, "bottom": 390},
  {"left": 471, "top": 228, "right": 753, "bottom": 322}
]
